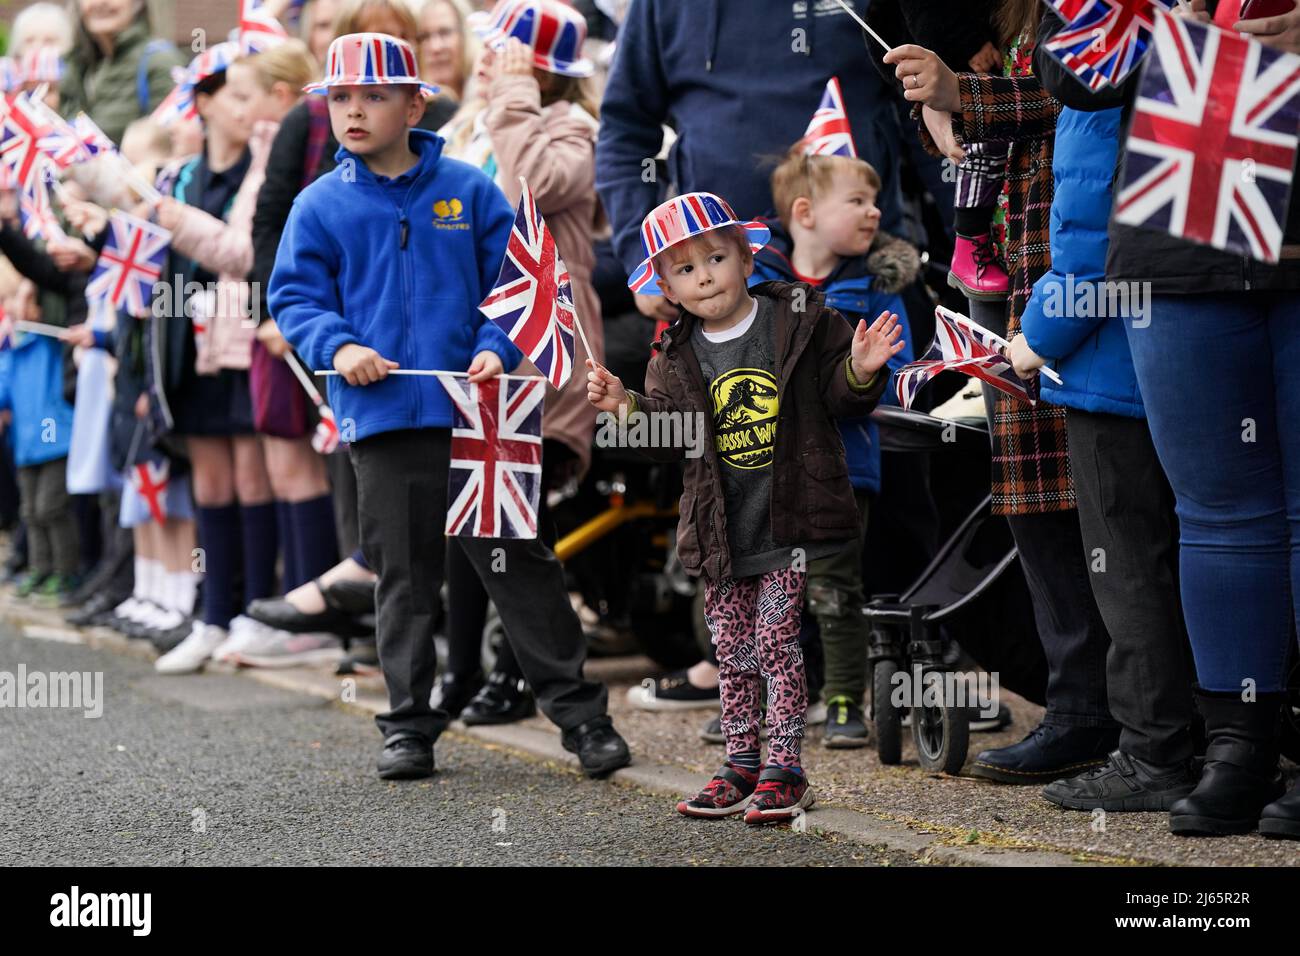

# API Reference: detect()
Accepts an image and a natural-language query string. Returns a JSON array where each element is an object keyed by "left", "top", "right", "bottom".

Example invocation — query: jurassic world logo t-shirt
[{"left": 692, "top": 295, "right": 790, "bottom": 578}]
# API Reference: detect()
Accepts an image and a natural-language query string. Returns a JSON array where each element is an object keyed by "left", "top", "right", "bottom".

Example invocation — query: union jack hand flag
[
  {"left": 72, "top": 112, "right": 117, "bottom": 157},
  {"left": 239, "top": 0, "right": 290, "bottom": 55},
  {"left": 893, "top": 306, "right": 1040, "bottom": 411},
  {"left": 0, "top": 307, "right": 14, "bottom": 352},
  {"left": 30, "top": 99, "right": 90, "bottom": 170},
  {"left": 437, "top": 374, "right": 545, "bottom": 540},
  {"left": 1114, "top": 12, "right": 1300, "bottom": 263},
  {"left": 479, "top": 179, "right": 578, "bottom": 389},
  {"left": 1045, "top": 0, "right": 1175, "bottom": 90},
  {"left": 86, "top": 211, "right": 171, "bottom": 317},
  {"left": 801, "top": 77, "right": 856, "bottom": 158},
  {"left": 19, "top": 173, "right": 66, "bottom": 243},
  {"left": 130, "top": 455, "right": 170, "bottom": 525},
  {"left": 0, "top": 93, "right": 53, "bottom": 191}
]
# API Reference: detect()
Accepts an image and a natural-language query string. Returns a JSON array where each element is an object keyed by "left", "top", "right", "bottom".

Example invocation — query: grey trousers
[
  {"left": 350, "top": 428, "right": 607, "bottom": 741},
  {"left": 17, "top": 457, "right": 77, "bottom": 576},
  {"left": 1066, "top": 407, "right": 1196, "bottom": 763}
]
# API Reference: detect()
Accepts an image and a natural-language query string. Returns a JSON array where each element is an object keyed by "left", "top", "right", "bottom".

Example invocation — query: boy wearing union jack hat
[
  {"left": 270, "top": 32, "right": 630, "bottom": 783},
  {"left": 587, "top": 191, "right": 905, "bottom": 823}
]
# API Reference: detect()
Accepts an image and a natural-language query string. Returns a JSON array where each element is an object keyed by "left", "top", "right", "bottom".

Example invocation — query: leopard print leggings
[{"left": 703, "top": 568, "right": 808, "bottom": 767}]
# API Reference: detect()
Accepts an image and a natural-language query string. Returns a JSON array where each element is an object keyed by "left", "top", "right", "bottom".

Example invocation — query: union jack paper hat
[
  {"left": 18, "top": 46, "right": 64, "bottom": 85},
  {"left": 303, "top": 33, "right": 438, "bottom": 95},
  {"left": 151, "top": 41, "right": 240, "bottom": 126},
  {"left": 472, "top": 0, "right": 594, "bottom": 79},
  {"left": 627, "top": 192, "right": 770, "bottom": 294}
]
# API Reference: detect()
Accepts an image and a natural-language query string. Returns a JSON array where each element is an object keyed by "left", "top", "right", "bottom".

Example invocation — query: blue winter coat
[
  {"left": 751, "top": 222, "right": 917, "bottom": 494},
  {"left": 1019, "top": 106, "right": 1144, "bottom": 418},
  {"left": 0, "top": 334, "right": 74, "bottom": 467}
]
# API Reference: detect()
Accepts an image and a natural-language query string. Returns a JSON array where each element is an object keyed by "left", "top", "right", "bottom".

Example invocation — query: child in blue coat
[
  {"left": 270, "top": 33, "right": 628, "bottom": 781},
  {"left": 750, "top": 146, "right": 915, "bottom": 746}
]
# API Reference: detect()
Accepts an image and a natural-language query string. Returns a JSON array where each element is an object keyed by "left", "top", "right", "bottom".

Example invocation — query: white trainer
[
  {"left": 234, "top": 631, "right": 344, "bottom": 669},
  {"left": 155, "top": 621, "right": 226, "bottom": 674},
  {"left": 209, "top": 615, "right": 265, "bottom": 663}
]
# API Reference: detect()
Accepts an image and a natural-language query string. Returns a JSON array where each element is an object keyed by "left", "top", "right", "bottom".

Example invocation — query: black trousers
[
  {"left": 1066, "top": 407, "right": 1196, "bottom": 763},
  {"left": 350, "top": 428, "right": 607, "bottom": 741}
]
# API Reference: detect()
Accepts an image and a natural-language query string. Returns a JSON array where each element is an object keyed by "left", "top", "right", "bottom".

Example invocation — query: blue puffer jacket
[
  {"left": 0, "top": 334, "right": 74, "bottom": 468},
  {"left": 1019, "top": 106, "right": 1143, "bottom": 418},
  {"left": 751, "top": 221, "right": 918, "bottom": 494},
  {"left": 270, "top": 129, "right": 522, "bottom": 442}
]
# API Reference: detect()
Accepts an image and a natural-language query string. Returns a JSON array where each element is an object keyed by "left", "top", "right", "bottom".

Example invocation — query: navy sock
[
  {"left": 275, "top": 500, "right": 300, "bottom": 591},
  {"left": 350, "top": 547, "right": 369, "bottom": 571},
  {"left": 290, "top": 494, "right": 339, "bottom": 587},
  {"left": 239, "top": 502, "right": 278, "bottom": 607},
  {"left": 729, "top": 750, "right": 761, "bottom": 773},
  {"left": 196, "top": 504, "right": 239, "bottom": 628}
]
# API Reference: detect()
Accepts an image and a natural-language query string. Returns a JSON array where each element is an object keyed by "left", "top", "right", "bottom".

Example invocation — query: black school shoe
[
  {"left": 429, "top": 670, "right": 483, "bottom": 718},
  {"left": 1042, "top": 750, "right": 1198, "bottom": 811},
  {"left": 377, "top": 732, "right": 435, "bottom": 780},
  {"left": 561, "top": 716, "right": 631, "bottom": 777},
  {"left": 627, "top": 670, "right": 721, "bottom": 711},
  {"left": 460, "top": 672, "right": 536, "bottom": 726},
  {"left": 970, "top": 722, "right": 1119, "bottom": 784}
]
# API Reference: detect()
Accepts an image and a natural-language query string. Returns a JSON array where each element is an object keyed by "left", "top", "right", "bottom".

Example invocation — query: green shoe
[
  {"left": 14, "top": 571, "right": 49, "bottom": 598},
  {"left": 35, "top": 574, "right": 76, "bottom": 602}
]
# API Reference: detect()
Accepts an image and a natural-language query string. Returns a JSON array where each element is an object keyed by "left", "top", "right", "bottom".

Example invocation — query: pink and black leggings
[{"left": 703, "top": 568, "right": 808, "bottom": 768}]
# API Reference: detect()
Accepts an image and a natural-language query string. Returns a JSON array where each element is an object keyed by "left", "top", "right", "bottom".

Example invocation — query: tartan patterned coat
[{"left": 924, "top": 50, "right": 1074, "bottom": 516}]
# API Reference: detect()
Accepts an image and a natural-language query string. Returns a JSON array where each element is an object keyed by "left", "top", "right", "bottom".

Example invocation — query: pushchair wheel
[
  {"left": 911, "top": 698, "right": 969, "bottom": 775},
  {"left": 872, "top": 660, "right": 903, "bottom": 765}
]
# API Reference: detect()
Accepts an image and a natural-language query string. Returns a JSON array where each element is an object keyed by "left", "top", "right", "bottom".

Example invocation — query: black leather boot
[
  {"left": 1260, "top": 777, "right": 1300, "bottom": 840},
  {"left": 1169, "top": 689, "right": 1285, "bottom": 836}
]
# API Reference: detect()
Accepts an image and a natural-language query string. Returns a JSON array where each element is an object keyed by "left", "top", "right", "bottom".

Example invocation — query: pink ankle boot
[{"left": 948, "top": 233, "right": 1009, "bottom": 300}]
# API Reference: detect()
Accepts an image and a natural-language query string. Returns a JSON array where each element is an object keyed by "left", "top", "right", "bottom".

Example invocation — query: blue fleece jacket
[
  {"left": 596, "top": 0, "right": 904, "bottom": 278},
  {"left": 0, "top": 334, "right": 74, "bottom": 468},
  {"left": 269, "top": 128, "right": 522, "bottom": 441},
  {"left": 1019, "top": 107, "right": 1143, "bottom": 418},
  {"left": 751, "top": 235, "right": 913, "bottom": 495}
]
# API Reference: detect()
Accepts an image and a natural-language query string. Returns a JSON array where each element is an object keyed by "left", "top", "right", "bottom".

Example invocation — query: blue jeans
[{"left": 1125, "top": 293, "right": 1300, "bottom": 692}]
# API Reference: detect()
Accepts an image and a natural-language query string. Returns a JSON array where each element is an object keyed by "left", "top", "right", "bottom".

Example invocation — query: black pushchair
[{"left": 863, "top": 406, "right": 1047, "bottom": 775}]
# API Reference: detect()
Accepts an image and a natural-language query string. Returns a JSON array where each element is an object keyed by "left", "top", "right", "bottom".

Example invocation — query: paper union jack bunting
[
  {"left": 893, "top": 306, "right": 1041, "bottom": 411},
  {"left": 479, "top": 180, "right": 578, "bottom": 388},
  {"left": 86, "top": 212, "right": 172, "bottom": 316},
  {"left": 239, "top": 0, "right": 291, "bottom": 55},
  {"left": 1045, "top": 0, "right": 1175, "bottom": 90},
  {"left": 1114, "top": 12, "right": 1300, "bottom": 263},
  {"left": 130, "top": 455, "right": 170, "bottom": 525},
  {"left": 437, "top": 374, "right": 545, "bottom": 539},
  {"left": 802, "top": 77, "right": 856, "bottom": 158}
]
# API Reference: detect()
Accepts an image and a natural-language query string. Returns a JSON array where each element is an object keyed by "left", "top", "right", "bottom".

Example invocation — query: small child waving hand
[{"left": 588, "top": 193, "right": 904, "bottom": 823}]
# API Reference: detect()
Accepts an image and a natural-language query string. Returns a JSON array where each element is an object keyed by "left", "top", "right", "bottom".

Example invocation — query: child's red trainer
[
  {"left": 677, "top": 763, "right": 759, "bottom": 818},
  {"left": 743, "top": 766, "right": 815, "bottom": 825}
]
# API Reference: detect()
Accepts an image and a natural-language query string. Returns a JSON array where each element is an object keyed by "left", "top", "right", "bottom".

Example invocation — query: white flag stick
[
  {"left": 831, "top": 0, "right": 893, "bottom": 54},
  {"left": 314, "top": 368, "right": 547, "bottom": 381},
  {"left": 15, "top": 319, "right": 72, "bottom": 338}
]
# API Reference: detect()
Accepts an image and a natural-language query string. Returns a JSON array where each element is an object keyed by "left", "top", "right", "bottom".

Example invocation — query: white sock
[
  {"left": 132, "top": 556, "right": 150, "bottom": 602},
  {"left": 169, "top": 570, "right": 200, "bottom": 616}
]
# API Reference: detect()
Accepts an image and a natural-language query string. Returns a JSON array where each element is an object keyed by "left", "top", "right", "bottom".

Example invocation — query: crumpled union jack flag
[
  {"left": 130, "top": 455, "right": 170, "bottom": 525},
  {"left": 1045, "top": 0, "right": 1176, "bottom": 90},
  {"left": 0, "top": 93, "right": 52, "bottom": 191},
  {"left": 802, "top": 77, "right": 856, "bottom": 158},
  {"left": 1115, "top": 11, "right": 1300, "bottom": 263},
  {"left": 437, "top": 374, "right": 545, "bottom": 539},
  {"left": 86, "top": 211, "right": 172, "bottom": 316},
  {"left": 893, "top": 306, "right": 1041, "bottom": 411},
  {"left": 479, "top": 179, "right": 578, "bottom": 389}
]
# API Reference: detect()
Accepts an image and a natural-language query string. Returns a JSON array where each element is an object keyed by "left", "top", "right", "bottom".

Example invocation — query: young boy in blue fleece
[
  {"left": 269, "top": 33, "right": 628, "bottom": 782},
  {"left": 750, "top": 145, "right": 916, "bottom": 748}
]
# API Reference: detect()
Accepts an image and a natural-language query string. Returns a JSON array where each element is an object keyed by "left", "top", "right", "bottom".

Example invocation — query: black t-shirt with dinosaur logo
[{"left": 692, "top": 293, "right": 837, "bottom": 578}]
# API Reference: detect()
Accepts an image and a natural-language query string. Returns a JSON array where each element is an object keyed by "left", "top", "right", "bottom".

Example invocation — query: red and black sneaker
[
  {"left": 676, "top": 763, "right": 759, "bottom": 818},
  {"left": 743, "top": 766, "right": 815, "bottom": 825}
]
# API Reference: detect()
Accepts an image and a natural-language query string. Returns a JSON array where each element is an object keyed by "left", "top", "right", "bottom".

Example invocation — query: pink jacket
[
  {"left": 166, "top": 120, "right": 279, "bottom": 374},
  {"left": 480, "top": 74, "right": 604, "bottom": 479}
]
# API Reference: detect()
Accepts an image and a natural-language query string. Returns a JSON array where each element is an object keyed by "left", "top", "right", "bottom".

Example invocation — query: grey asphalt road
[{"left": 0, "top": 629, "right": 912, "bottom": 866}]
